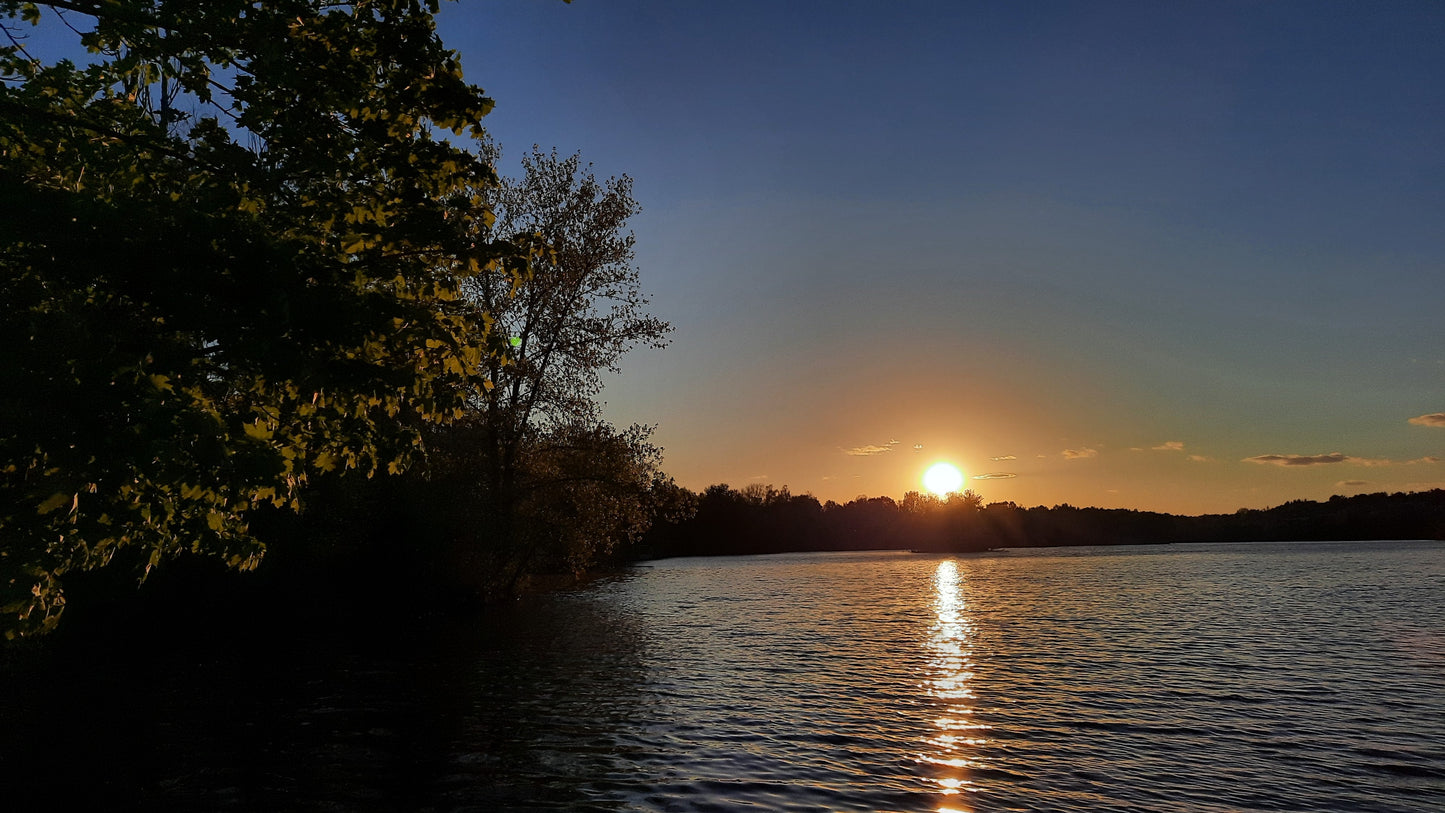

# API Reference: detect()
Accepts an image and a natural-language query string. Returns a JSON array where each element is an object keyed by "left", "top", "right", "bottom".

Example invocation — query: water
[{"left": 4, "top": 540, "right": 1445, "bottom": 811}]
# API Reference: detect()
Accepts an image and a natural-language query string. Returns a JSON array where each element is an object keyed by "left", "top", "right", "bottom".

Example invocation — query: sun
[{"left": 922, "top": 462, "right": 965, "bottom": 496}]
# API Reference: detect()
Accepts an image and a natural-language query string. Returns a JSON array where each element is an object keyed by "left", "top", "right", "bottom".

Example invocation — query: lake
[{"left": 4, "top": 540, "right": 1444, "bottom": 811}]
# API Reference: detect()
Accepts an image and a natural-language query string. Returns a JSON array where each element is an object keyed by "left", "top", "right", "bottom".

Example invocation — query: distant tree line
[{"left": 631, "top": 486, "right": 1445, "bottom": 560}]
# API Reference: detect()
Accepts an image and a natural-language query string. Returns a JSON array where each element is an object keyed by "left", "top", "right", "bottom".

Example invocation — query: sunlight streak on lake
[{"left": 921, "top": 560, "right": 989, "bottom": 803}]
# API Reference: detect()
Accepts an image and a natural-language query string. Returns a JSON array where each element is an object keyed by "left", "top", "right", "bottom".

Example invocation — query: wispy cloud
[
  {"left": 913, "top": 444, "right": 923, "bottom": 451},
  {"left": 844, "top": 443, "right": 894, "bottom": 456},
  {"left": 1244, "top": 453, "right": 1438, "bottom": 468},
  {"left": 972, "top": 472, "right": 1016, "bottom": 480},
  {"left": 1187, "top": 454, "right": 1212, "bottom": 463},
  {"left": 1336, "top": 480, "right": 1370, "bottom": 488},
  {"left": 1408, "top": 413, "right": 1445, "bottom": 427},
  {"left": 748, "top": 473, "right": 769, "bottom": 481},
  {"left": 1062, "top": 448, "right": 1098, "bottom": 460},
  {"left": 1152, "top": 441, "right": 1185, "bottom": 452},
  {"left": 1244, "top": 453, "right": 1351, "bottom": 467},
  {"left": 990, "top": 455, "right": 1016, "bottom": 461}
]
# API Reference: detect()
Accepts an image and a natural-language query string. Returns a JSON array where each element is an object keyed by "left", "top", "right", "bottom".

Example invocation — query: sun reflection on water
[{"left": 921, "top": 560, "right": 988, "bottom": 810}]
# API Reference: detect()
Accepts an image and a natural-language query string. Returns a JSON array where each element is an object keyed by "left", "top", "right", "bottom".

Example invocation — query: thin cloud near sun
[
  {"left": 1152, "top": 441, "right": 1185, "bottom": 452},
  {"left": 1062, "top": 448, "right": 1098, "bottom": 460}
]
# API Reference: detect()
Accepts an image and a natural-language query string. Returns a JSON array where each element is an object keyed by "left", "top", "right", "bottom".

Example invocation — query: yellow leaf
[{"left": 36, "top": 492, "right": 69, "bottom": 515}]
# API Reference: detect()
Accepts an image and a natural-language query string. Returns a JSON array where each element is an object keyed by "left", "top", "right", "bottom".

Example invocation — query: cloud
[
  {"left": 1152, "top": 441, "right": 1185, "bottom": 452},
  {"left": 972, "top": 472, "right": 1016, "bottom": 480},
  {"left": 845, "top": 438, "right": 903, "bottom": 456},
  {"left": 1336, "top": 480, "right": 1370, "bottom": 488},
  {"left": 844, "top": 445, "right": 893, "bottom": 456},
  {"left": 1062, "top": 448, "right": 1098, "bottom": 460},
  {"left": 913, "top": 444, "right": 923, "bottom": 451},
  {"left": 1409, "top": 413, "right": 1445, "bottom": 427},
  {"left": 990, "top": 455, "right": 1016, "bottom": 461},
  {"left": 1247, "top": 452, "right": 1443, "bottom": 468},
  {"left": 1187, "top": 455, "right": 1212, "bottom": 463},
  {"left": 748, "top": 474, "right": 769, "bottom": 481},
  {"left": 1244, "top": 453, "right": 1350, "bottom": 467}
]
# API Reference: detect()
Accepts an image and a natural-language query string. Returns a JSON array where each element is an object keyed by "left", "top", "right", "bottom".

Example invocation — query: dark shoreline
[{"left": 635, "top": 488, "right": 1445, "bottom": 561}]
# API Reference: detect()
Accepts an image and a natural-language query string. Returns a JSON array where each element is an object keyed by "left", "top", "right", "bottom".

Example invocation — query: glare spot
[{"left": 923, "top": 462, "right": 965, "bottom": 495}]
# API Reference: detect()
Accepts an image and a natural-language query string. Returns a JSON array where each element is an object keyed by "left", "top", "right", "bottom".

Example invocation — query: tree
[
  {"left": 428, "top": 144, "right": 672, "bottom": 586},
  {"left": 0, "top": 1, "right": 520, "bottom": 637}
]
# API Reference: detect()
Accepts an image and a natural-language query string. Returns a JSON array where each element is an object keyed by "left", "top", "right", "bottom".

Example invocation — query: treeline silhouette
[{"left": 631, "top": 485, "right": 1445, "bottom": 559}]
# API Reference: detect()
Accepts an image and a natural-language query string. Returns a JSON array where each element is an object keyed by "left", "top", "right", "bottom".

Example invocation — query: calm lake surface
[{"left": 5, "top": 540, "right": 1445, "bottom": 811}]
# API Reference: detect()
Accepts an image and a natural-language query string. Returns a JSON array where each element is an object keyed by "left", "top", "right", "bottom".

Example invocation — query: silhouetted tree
[{"left": 415, "top": 143, "right": 672, "bottom": 590}]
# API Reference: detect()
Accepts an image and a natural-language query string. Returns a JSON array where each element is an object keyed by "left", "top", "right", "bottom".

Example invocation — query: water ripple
[{"left": 5, "top": 542, "right": 1443, "bottom": 811}]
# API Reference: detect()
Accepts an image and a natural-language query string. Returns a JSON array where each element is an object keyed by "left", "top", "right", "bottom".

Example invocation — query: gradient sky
[{"left": 436, "top": 0, "right": 1445, "bottom": 514}]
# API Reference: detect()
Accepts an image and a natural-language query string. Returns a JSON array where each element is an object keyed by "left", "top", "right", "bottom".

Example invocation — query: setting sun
[{"left": 923, "top": 462, "right": 965, "bottom": 496}]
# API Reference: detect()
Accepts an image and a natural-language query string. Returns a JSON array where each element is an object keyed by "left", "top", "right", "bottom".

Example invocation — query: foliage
[
  {"left": 0, "top": 1, "right": 521, "bottom": 637},
  {"left": 418, "top": 419, "right": 669, "bottom": 597},
  {"left": 465, "top": 144, "right": 669, "bottom": 444},
  {"left": 422, "top": 143, "right": 672, "bottom": 587}
]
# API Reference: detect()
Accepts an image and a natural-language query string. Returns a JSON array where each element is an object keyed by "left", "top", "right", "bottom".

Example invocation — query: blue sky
[{"left": 438, "top": 0, "right": 1444, "bottom": 512}]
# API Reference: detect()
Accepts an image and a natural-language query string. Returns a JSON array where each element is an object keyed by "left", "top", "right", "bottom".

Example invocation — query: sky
[
  {"left": 435, "top": 0, "right": 1445, "bottom": 515},
  {"left": 20, "top": 1, "right": 1439, "bottom": 514}
]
